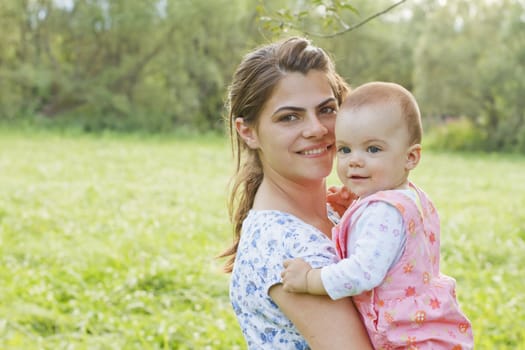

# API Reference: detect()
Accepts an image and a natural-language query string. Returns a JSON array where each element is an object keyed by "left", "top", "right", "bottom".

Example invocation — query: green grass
[{"left": 0, "top": 129, "right": 523, "bottom": 349}]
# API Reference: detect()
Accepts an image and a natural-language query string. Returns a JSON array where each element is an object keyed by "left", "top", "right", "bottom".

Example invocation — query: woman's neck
[{"left": 252, "top": 175, "right": 332, "bottom": 236}]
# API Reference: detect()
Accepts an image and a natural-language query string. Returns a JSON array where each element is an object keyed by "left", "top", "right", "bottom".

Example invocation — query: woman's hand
[{"left": 327, "top": 185, "right": 357, "bottom": 217}]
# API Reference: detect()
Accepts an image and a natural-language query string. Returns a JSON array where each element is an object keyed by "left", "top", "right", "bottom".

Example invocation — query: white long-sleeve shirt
[{"left": 321, "top": 189, "right": 415, "bottom": 300}]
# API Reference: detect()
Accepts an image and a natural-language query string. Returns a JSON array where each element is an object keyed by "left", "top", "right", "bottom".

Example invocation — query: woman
[{"left": 220, "top": 37, "right": 372, "bottom": 349}]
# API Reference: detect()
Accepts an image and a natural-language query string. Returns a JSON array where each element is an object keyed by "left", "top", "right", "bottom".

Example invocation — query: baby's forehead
[
  {"left": 337, "top": 104, "right": 410, "bottom": 136},
  {"left": 343, "top": 81, "right": 409, "bottom": 103},
  {"left": 341, "top": 96, "right": 400, "bottom": 111},
  {"left": 339, "top": 100, "right": 403, "bottom": 122}
]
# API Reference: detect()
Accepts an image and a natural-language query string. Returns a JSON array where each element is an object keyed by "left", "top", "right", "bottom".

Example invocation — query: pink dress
[{"left": 333, "top": 183, "right": 473, "bottom": 349}]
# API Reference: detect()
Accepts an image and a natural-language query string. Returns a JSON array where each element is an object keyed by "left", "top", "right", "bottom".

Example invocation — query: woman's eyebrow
[
  {"left": 272, "top": 97, "right": 337, "bottom": 116},
  {"left": 317, "top": 97, "right": 337, "bottom": 108},
  {"left": 272, "top": 106, "right": 305, "bottom": 115}
]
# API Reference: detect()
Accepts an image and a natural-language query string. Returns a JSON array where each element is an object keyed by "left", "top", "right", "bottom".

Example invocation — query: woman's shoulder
[
  {"left": 246, "top": 209, "right": 294, "bottom": 221},
  {"left": 245, "top": 209, "right": 305, "bottom": 228},
  {"left": 241, "top": 210, "right": 336, "bottom": 265}
]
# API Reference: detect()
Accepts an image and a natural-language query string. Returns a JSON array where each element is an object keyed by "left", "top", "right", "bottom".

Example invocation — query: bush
[{"left": 425, "top": 117, "right": 488, "bottom": 152}]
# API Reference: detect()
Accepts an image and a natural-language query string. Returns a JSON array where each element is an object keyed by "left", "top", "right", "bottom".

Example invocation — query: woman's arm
[{"left": 269, "top": 284, "right": 373, "bottom": 350}]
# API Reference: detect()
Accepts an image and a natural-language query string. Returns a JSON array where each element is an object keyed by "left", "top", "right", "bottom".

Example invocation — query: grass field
[{"left": 0, "top": 129, "right": 524, "bottom": 349}]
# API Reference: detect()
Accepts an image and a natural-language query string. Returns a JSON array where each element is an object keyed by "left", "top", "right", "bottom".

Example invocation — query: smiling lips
[{"left": 299, "top": 144, "right": 332, "bottom": 156}]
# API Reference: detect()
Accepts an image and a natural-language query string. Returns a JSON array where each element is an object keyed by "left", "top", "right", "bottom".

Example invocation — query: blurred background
[
  {"left": 1, "top": 0, "right": 524, "bottom": 152},
  {"left": 1, "top": 2, "right": 524, "bottom": 349}
]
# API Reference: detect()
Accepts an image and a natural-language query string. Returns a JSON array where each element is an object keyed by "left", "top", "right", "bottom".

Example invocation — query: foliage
[
  {"left": 317, "top": 0, "right": 417, "bottom": 89},
  {"left": 425, "top": 117, "right": 488, "bottom": 152},
  {"left": 1, "top": 0, "right": 524, "bottom": 151},
  {"left": 257, "top": 0, "right": 360, "bottom": 36},
  {"left": 0, "top": 130, "right": 524, "bottom": 348},
  {"left": 0, "top": 0, "right": 259, "bottom": 132},
  {"left": 413, "top": 0, "right": 525, "bottom": 152},
  {"left": 258, "top": 0, "right": 525, "bottom": 153}
]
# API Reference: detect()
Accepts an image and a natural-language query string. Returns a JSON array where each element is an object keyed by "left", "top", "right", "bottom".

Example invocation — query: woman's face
[{"left": 244, "top": 70, "right": 338, "bottom": 185}]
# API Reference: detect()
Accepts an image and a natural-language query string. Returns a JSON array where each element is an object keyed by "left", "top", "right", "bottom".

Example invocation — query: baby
[{"left": 281, "top": 82, "right": 473, "bottom": 349}]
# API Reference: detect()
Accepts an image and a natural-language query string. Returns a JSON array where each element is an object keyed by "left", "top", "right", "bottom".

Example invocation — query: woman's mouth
[{"left": 298, "top": 144, "right": 332, "bottom": 156}]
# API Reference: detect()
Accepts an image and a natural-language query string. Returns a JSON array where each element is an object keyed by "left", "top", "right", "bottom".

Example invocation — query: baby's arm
[
  {"left": 282, "top": 202, "right": 406, "bottom": 299},
  {"left": 281, "top": 258, "right": 327, "bottom": 295},
  {"left": 322, "top": 202, "right": 406, "bottom": 299}
]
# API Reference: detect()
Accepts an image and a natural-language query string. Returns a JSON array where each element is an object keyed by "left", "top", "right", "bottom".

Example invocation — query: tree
[
  {"left": 0, "top": 0, "right": 259, "bottom": 131},
  {"left": 413, "top": 0, "right": 525, "bottom": 151},
  {"left": 257, "top": 0, "right": 407, "bottom": 38}
]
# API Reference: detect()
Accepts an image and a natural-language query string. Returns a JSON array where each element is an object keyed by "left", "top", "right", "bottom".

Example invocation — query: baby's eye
[
  {"left": 337, "top": 146, "right": 351, "bottom": 154},
  {"left": 367, "top": 145, "right": 381, "bottom": 153}
]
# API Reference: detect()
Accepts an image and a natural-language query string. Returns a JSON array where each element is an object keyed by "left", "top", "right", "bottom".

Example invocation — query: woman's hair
[
  {"left": 220, "top": 36, "right": 349, "bottom": 272},
  {"left": 342, "top": 81, "right": 422, "bottom": 145}
]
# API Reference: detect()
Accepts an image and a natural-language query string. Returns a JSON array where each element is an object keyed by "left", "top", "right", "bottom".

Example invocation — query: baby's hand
[
  {"left": 327, "top": 185, "right": 357, "bottom": 217},
  {"left": 281, "top": 258, "right": 312, "bottom": 293}
]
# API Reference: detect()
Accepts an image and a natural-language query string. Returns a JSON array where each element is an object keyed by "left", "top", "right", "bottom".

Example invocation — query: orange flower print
[
  {"left": 384, "top": 311, "right": 394, "bottom": 324},
  {"left": 432, "top": 255, "right": 438, "bottom": 266},
  {"left": 377, "top": 299, "right": 385, "bottom": 307},
  {"left": 408, "top": 219, "right": 416, "bottom": 235},
  {"left": 407, "top": 336, "right": 417, "bottom": 346},
  {"left": 395, "top": 203, "right": 405, "bottom": 214},
  {"left": 430, "top": 298, "right": 441, "bottom": 309},
  {"left": 414, "top": 310, "right": 426, "bottom": 325},
  {"left": 403, "top": 262, "right": 414, "bottom": 273},
  {"left": 422, "top": 272, "right": 430, "bottom": 284},
  {"left": 428, "top": 232, "right": 436, "bottom": 244},
  {"left": 452, "top": 345, "right": 463, "bottom": 350},
  {"left": 405, "top": 286, "right": 416, "bottom": 297},
  {"left": 458, "top": 322, "right": 470, "bottom": 333}
]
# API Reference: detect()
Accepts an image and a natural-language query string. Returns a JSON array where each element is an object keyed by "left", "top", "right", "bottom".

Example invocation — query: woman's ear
[
  {"left": 235, "top": 117, "right": 259, "bottom": 149},
  {"left": 406, "top": 144, "right": 421, "bottom": 171}
]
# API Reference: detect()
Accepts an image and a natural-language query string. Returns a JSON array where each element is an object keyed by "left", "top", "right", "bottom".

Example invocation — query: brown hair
[
  {"left": 342, "top": 81, "right": 422, "bottom": 145},
  {"left": 220, "top": 37, "right": 349, "bottom": 272}
]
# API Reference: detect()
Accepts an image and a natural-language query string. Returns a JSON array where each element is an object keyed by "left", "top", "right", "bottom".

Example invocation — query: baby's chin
[{"left": 350, "top": 188, "right": 379, "bottom": 198}]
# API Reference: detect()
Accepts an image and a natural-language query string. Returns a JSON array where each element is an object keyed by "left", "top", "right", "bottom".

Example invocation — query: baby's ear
[
  {"left": 235, "top": 117, "right": 259, "bottom": 149},
  {"left": 406, "top": 144, "right": 421, "bottom": 170}
]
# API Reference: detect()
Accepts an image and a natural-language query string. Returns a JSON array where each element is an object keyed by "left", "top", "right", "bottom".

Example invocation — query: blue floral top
[{"left": 230, "top": 209, "right": 339, "bottom": 349}]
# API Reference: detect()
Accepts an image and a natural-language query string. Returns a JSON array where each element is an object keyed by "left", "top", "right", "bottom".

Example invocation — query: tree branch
[{"left": 303, "top": 0, "right": 408, "bottom": 38}]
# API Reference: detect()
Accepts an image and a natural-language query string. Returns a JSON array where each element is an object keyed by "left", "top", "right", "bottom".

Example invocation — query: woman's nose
[{"left": 302, "top": 115, "right": 328, "bottom": 138}]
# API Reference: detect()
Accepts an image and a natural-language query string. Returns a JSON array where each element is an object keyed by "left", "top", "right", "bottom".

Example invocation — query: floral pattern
[{"left": 230, "top": 209, "right": 339, "bottom": 349}]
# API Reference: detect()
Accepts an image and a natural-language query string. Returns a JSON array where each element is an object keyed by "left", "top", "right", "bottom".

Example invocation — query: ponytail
[{"left": 219, "top": 144, "right": 262, "bottom": 272}]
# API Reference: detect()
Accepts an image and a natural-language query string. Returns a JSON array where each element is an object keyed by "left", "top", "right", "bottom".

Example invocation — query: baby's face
[{"left": 334, "top": 101, "right": 413, "bottom": 197}]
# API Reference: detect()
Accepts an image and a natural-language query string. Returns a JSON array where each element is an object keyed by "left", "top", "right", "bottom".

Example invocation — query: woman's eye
[
  {"left": 320, "top": 106, "right": 337, "bottom": 115},
  {"left": 337, "top": 146, "right": 351, "bottom": 154},
  {"left": 367, "top": 146, "right": 381, "bottom": 153},
  {"left": 279, "top": 114, "right": 298, "bottom": 122}
]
